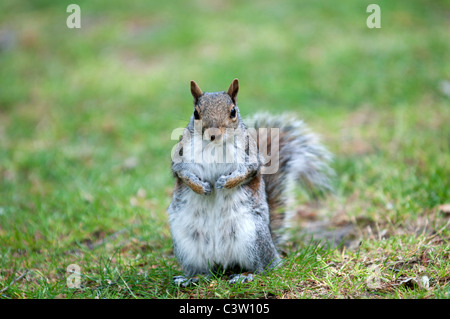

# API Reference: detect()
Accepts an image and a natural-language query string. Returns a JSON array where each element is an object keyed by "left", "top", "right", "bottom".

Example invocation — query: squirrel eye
[
  {"left": 194, "top": 109, "right": 200, "bottom": 120},
  {"left": 230, "top": 107, "right": 236, "bottom": 119}
]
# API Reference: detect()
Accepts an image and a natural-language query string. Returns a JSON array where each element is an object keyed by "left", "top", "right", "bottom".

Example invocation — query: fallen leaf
[
  {"left": 81, "top": 192, "right": 94, "bottom": 203},
  {"left": 137, "top": 188, "right": 146, "bottom": 198},
  {"left": 396, "top": 276, "right": 430, "bottom": 290},
  {"left": 438, "top": 204, "right": 450, "bottom": 215},
  {"left": 419, "top": 276, "right": 430, "bottom": 289},
  {"left": 439, "top": 80, "right": 450, "bottom": 97},
  {"left": 123, "top": 157, "right": 138, "bottom": 170}
]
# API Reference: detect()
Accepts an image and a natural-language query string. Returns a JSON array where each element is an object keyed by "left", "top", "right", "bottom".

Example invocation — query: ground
[{"left": 0, "top": 0, "right": 449, "bottom": 299}]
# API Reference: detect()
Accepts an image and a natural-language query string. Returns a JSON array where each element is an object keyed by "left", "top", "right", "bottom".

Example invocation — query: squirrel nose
[
  {"left": 205, "top": 128, "right": 222, "bottom": 141},
  {"left": 210, "top": 134, "right": 221, "bottom": 141}
]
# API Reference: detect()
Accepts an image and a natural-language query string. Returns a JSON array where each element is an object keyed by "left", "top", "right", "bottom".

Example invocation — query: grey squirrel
[{"left": 168, "top": 79, "right": 333, "bottom": 286}]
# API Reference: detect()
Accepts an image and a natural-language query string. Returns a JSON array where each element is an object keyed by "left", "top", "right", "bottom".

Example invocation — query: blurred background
[{"left": 0, "top": 0, "right": 449, "bottom": 286}]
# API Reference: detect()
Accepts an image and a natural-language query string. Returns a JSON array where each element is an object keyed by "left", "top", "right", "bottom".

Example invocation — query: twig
[{"left": 0, "top": 269, "right": 30, "bottom": 294}]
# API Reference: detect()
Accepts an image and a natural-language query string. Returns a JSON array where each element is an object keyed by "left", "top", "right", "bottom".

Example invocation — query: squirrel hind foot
[
  {"left": 228, "top": 272, "right": 254, "bottom": 284},
  {"left": 173, "top": 275, "right": 200, "bottom": 287}
]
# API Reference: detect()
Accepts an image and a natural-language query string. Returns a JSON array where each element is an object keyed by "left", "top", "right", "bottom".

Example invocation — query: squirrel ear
[
  {"left": 227, "top": 78, "right": 239, "bottom": 104},
  {"left": 190, "top": 80, "right": 203, "bottom": 104}
]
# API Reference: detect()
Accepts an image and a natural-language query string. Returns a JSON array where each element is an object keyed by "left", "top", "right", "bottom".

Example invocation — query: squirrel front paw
[
  {"left": 216, "top": 173, "right": 243, "bottom": 189},
  {"left": 215, "top": 175, "right": 229, "bottom": 189},
  {"left": 185, "top": 178, "right": 212, "bottom": 195}
]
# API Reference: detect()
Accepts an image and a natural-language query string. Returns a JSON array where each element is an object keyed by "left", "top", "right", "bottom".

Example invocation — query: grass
[{"left": 0, "top": 0, "right": 449, "bottom": 299}]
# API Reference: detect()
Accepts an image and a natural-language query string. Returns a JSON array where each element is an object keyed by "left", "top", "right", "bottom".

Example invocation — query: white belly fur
[{"left": 169, "top": 183, "right": 256, "bottom": 272}]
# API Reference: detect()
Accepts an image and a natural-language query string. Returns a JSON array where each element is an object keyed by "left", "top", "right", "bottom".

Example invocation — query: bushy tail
[{"left": 246, "top": 113, "right": 334, "bottom": 240}]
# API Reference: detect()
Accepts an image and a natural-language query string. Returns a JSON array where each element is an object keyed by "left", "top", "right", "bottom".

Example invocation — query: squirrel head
[{"left": 190, "top": 79, "right": 240, "bottom": 142}]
